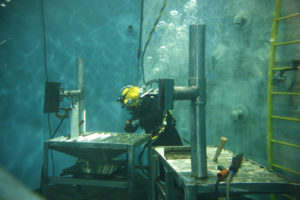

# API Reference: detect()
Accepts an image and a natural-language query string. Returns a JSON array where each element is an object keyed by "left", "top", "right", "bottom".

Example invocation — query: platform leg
[
  {"left": 147, "top": 138, "right": 154, "bottom": 200},
  {"left": 184, "top": 184, "right": 196, "bottom": 200},
  {"left": 166, "top": 168, "right": 175, "bottom": 200},
  {"left": 128, "top": 145, "right": 135, "bottom": 200},
  {"left": 41, "top": 142, "right": 49, "bottom": 196}
]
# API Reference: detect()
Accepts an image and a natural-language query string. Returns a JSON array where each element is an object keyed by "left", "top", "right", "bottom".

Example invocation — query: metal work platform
[
  {"left": 154, "top": 146, "right": 299, "bottom": 200},
  {"left": 41, "top": 132, "right": 153, "bottom": 200}
]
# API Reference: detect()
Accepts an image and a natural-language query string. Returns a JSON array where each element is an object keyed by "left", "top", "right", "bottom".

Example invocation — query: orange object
[{"left": 217, "top": 169, "right": 229, "bottom": 181}]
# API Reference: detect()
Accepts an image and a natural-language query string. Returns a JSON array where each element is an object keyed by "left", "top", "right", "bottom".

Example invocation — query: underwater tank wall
[
  {"left": 142, "top": 0, "right": 274, "bottom": 164},
  {"left": 0, "top": 0, "right": 140, "bottom": 189},
  {"left": 0, "top": 0, "right": 299, "bottom": 190},
  {"left": 141, "top": 0, "right": 300, "bottom": 181}
]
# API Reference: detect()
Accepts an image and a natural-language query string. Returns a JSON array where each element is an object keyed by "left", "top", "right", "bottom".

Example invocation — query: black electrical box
[{"left": 44, "top": 81, "right": 61, "bottom": 113}]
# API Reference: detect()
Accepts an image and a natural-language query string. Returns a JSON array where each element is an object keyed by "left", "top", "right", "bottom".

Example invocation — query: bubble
[
  {"left": 170, "top": 10, "right": 179, "bottom": 16},
  {"left": 147, "top": 56, "right": 153, "bottom": 61}
]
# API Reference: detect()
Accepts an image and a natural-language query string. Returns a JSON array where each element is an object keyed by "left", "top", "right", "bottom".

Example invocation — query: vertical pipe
[
  {"left": 77, "top": 58, "right": 86, "bottom": 135},
  {"left": 189, "top": 24, "right": 207, "bottom": 178},
  {"left": 70, "top": 101, "right": 79, "bottom": 138}
]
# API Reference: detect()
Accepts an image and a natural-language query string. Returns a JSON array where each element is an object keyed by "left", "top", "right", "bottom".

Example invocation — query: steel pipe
[
  {"left": 77, "top": 58, "right": 86, "bottom": 135},
  {"left": 70, "top": 101, "right": 79, "bottom": 138},
  {"left": 173, "top": 86, "right": 198, "bottom": 100},
  {"left": 189, "top": 24, "right": 207, "bottom": 178}
]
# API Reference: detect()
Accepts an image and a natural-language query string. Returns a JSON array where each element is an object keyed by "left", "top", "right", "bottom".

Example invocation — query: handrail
[
  {"left": 274, "top": 39, "right": 300, "bottom": 46},
  {"left": 277, "top": 12, "right": 300, "bottom": 21},
  {"left": 271, "top": 139, "right": 300, "bottom": 149},
  {"left": 271, "top": 115, "right": 300, "bottom": 122},
  {"left": 272, "top": 92, "right": 300, "bottom": 95},
  {"left": 272, "top": 66, "right": 300, "bottom": 71}
]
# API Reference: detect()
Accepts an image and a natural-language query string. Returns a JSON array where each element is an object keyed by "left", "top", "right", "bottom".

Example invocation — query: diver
[{"left": 118, "top": 84, "right": 182, "bottom": 146}]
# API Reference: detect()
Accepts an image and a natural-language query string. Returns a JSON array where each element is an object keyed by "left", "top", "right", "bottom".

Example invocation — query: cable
[
  {"left": 139, "top": 0, "right": 168, "bottom": 84},
  {"left": 136, "top": 0, "right": 144, "bottom": 85},
  {"left": 40, "top": 0, "right": 52, "bottom": 139},
  {"left": 51, "top": 119, "right": 65, "bottom": 138},
  {"left": 41, "top": 0, "right": 58, "bottom": 178},
  {"left": 40, "top": 0, "right": 48, "bottom": 82}
]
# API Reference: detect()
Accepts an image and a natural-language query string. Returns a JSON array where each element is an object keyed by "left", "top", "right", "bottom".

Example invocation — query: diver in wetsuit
[{"left": 118, "top": 85, "right": 182, "bottom": 146}]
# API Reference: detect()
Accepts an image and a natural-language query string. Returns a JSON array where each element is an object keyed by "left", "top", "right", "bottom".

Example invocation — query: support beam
[
  {"left": 189, "top": 24, "right": 207, "bottom": 178},
  {"left": 77, "top": 58, "right": 86, "bottom": 135}
]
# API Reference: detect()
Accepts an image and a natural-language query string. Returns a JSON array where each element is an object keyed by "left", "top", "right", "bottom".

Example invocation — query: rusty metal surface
[{"left": 155, "top": 146, "right": 298, "bottom": 192}]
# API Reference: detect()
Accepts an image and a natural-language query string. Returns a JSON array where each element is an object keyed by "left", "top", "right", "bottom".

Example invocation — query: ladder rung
[
  {"left": 271, "top": 115, "right": 300, "bottom": 122},
  {"left": 272, "top": 92, "right": 300, "bottom": 95},
  {"left": 272, "top": 66, "right": 300, "bottom": 71},
  {"left": 272, "top": 164, "right": 300, "bottom": 176},
  {"left": 274, "top": 40, "right": 300, "bottom": 46},
  {"left": 271, "top": 139, "right": 300, "bottom": 149},
  {"left": 277, "top": 12, "right": 300, "bottom": 21}
]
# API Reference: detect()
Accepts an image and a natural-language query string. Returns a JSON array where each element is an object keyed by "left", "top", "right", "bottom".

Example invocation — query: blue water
[{"left": 0, "top": 0, "right": 299, "bottom": 191}]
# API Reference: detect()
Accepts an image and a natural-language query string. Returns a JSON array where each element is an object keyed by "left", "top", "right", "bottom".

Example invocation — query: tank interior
[{"left": 0, "top": 0, "right": 299, "bottom": 200}]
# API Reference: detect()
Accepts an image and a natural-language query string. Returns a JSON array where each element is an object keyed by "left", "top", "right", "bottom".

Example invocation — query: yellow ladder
[{"left": 267, "top": 0, "right": 300, "bottom": 178}]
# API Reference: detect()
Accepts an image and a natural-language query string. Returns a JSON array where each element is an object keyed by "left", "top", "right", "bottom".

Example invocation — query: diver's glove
[{"left": 124, "top": 119, "right": 139, "bottom": 133}]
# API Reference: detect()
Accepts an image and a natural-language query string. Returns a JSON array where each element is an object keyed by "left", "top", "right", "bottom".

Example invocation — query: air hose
[
  {"left": 137, "top": 0, "right": 169, "bottom": 84},
  {"left": 215, "top": 165, "right": 229, "bottom": 200}
]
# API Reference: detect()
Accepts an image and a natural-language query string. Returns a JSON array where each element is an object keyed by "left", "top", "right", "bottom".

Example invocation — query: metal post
[
  {"left": 70, "top": 101, "right": 79, "bottom": 138},
  {"left": 41, "top": 142, "right": 49, "bottom": 196},
  {"left": 147, "top": 137, "right": 154, "bottom": 200},
  {"left": 189, "top": 24, "right": 207, "bottom": 178},
  {"left": 165, "top": 168, "right": 175, "bottom": 200},
  {"left": 128, "top": 145, "right": 135, "bottom": 200},
  {"left": 184, "top": 184, "right": 197, "bottom": 200},
  {"left": 77, "top": 58, "right": 86, "bottom": 135}
]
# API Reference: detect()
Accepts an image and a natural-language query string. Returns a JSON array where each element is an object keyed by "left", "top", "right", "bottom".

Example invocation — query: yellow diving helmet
[{"left": 118, "top": 85, "right": 140, "bottom": 107}]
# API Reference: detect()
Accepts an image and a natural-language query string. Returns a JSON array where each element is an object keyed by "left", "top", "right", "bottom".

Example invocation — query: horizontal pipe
[
  {"left": 277, "top": 12, "right": 300, "bottom": 21},
  {"left": 274, "top": 40, "right": 300, "bottom": 46},
  {"left": 272, "top": 92, "right": 300, "bottom": 95},
  {"left": 63, "top": 90, "right": 81, "bottom": 97},
  {"left": 271, "top": 115, "right": 300, "bottom": 122},
  {"left": 173, "top": 86, "right": 198, "bottom": 100},
  {"left": 272, "top": 66, "right": 300, "bottom": 71},
  {"left": 271, "top": 139, "right": 300, "bottom": 149}
]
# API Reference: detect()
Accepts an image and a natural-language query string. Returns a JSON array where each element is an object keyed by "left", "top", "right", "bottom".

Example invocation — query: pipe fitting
[
  {"left": 230, "top": 105, "right": 248, "bottom": 121},
  {"left": 233, "top": 14, "right": 250, "bottom": 30},
  {"left": 233, "top": 15, "right": 247, "bottom": 25}
]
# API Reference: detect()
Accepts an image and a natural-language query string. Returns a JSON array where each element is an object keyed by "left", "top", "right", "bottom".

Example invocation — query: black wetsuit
[{"left": 124, "top": 94, "right": 182, "bottom": 146}]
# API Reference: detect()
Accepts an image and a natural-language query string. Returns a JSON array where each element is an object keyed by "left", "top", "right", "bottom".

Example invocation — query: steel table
[
  {"left": 41, "top": 132, "right": 154, "bottom": 200},
  {"left": 154, "top": 146, "right": 299, "bottom": 200}
]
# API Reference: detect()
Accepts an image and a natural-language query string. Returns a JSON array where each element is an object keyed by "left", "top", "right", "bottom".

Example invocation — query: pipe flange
[
  {"left": 230, "top": 105, "right": 249, "bottom": 121},
  {"left": 233, "top": 13, "right": 250, "bottom": 30}
]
